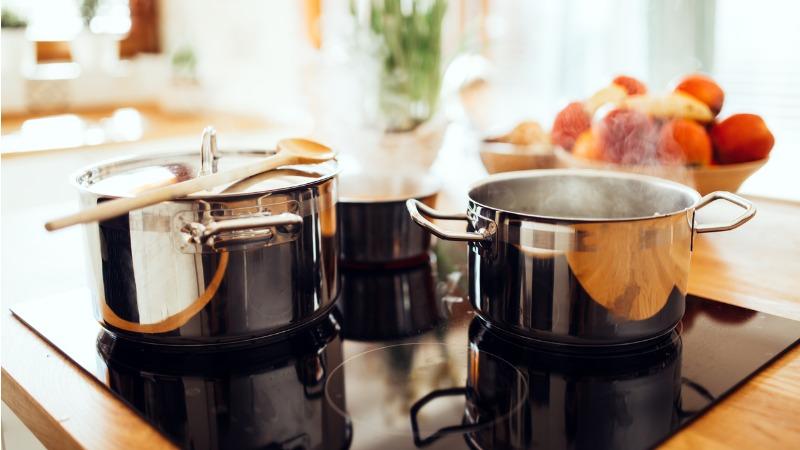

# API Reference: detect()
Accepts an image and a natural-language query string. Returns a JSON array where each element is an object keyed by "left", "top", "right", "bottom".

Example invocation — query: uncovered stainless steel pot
[
  {"left": 407, "top": 169, "right": 755, "bottom": 346},
  {"left": 338, "top": 173, "right": 439, "bottom": 267},
  {"left": 76, "top": 132, "right": 339, "bottom": 346}
]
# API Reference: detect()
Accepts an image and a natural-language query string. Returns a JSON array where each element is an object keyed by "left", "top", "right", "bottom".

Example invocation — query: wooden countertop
[
  {"left": 3, "top": 180, "right": 800, "bottom": 448},
  {"left": 0, "top": 103, "right": 270, "bottom": 157}
]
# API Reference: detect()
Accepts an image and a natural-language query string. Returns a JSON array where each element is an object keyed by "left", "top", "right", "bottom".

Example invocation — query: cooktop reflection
[{"left": 11, "top": 240, "right": 800, "bottom": 450}]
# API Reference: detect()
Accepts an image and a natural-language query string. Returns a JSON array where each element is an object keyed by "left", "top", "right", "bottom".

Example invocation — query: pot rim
[
  {"left": 467, "top": 168, "right": 703, "bottom": 223},
  {"left": 338, "top": 173, "right": 441, "bottom": 204},
  {"left": 339, "top": 191, "right": 438, "bottom": 205},
  {"left": 71, "top": 149, "right": 340, "bottom": 200}
]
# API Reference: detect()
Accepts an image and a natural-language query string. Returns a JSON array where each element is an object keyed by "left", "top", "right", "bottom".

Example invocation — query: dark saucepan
[{"left": 338, "top": 172, "right": 439, "bottom": 267}]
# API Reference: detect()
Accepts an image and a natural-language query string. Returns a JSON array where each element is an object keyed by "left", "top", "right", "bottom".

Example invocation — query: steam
[
  {"left": 474, "top": 173, "right": 694, "bottom": 220},
  {"left": 594, "top": 108, "right": 693, "bottom": 188}
]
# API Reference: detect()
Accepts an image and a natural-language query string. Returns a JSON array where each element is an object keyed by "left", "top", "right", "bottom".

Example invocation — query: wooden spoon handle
[{"left": 45, "top": 152, "right": 296, "bottom": 231}]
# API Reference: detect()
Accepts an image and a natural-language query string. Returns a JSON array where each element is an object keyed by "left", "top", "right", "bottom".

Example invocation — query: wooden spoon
[{"left": 45, "top": 138, "right": 335, "bottom": 231}]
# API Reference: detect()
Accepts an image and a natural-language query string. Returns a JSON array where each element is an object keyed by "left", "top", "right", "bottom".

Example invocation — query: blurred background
[
  {"left": 2, "top": 0, "right": 798, "bottom": 182},
  {"left": 1, "top": 1, "right": 799, "bottom": 447}
]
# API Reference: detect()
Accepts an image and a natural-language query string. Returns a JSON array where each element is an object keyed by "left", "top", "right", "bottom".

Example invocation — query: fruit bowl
[
  {"left": 480, "top": 141, "right": 556, "bottom": 174},
  {"left": 554, "top": 146, "right": 767, "bottom": 195}
]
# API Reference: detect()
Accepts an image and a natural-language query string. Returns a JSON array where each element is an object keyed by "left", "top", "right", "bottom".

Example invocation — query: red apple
[{"left": 710, "top": 114, "right": 774, "bottom": 164}]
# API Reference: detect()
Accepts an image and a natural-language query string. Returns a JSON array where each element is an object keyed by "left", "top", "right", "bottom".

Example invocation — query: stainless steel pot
[
  {"left": 338, "top": 173, "right": 439, "bottom": 266},
  {"left": 76, "top": 133, "right": 339, "bottom": 346},
  {"left": 407, "top": 169, "right": 755, "bottom": 346}
]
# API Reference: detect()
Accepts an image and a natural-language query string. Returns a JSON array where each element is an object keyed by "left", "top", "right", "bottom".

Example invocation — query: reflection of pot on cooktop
[
  {"left": 97, "top": 311, "right": 351, "bottom": 450},
  {"left": 464, "top": 317, "right": 684, "bottom": 450},
  {"left": 339, "top": 258, "right": 442, "bottom": 341},
  {"left": 409, "top": 318, "right": 690, "bottom": 450}
]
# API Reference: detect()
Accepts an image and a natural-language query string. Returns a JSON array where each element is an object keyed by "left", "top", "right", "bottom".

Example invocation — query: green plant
[
  {"left": 354, "top": 0, "right": 447, "bottom": 131},
  {"left": 171, "top": 46, "right": 198, "bottom": 81},
  {"left": 80, "top": 0, "right": 99, "bottom": 27},
  {"left": 1, "top": 8, "right": 27, "bottom": 28}
]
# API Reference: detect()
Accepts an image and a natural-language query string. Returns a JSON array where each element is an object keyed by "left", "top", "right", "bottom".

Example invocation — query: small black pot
[{"left": 338, "top": 173, "right": 439, "bottom": 267}]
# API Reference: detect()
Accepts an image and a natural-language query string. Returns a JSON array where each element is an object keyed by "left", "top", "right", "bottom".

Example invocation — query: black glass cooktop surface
[{"left": 11, "top": 240, "right": 800, "bottom": 450}]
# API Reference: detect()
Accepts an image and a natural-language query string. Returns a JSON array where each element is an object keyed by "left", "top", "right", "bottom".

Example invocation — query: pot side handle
[
  {"left": 693, "top": 191, "right": 756, "bottom": 234},
  {"left": 183, "top": 212, "right": 304, "bottom": 247},
  {"left": 406, "top": 199, "right": 494, "bottom": 242}
]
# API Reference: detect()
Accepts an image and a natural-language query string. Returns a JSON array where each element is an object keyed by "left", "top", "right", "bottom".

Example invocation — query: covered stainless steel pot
[
  {"left": 407, "top": 169, "right": 755, "bottom": 346},
  {"left": 76, "top": 136, "right": 339, "bottom": 346},
  {"left": 338, "top": 173, "right": 439, "bottom": 267}
]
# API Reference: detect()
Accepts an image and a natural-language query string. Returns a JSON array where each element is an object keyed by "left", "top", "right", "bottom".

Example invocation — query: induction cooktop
[{"left": 11, "top": 241, "right": 800, "bottom": 450}]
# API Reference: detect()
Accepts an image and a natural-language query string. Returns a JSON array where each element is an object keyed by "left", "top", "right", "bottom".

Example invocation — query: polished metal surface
[
  {"left": 339, "top": 260, "right": 441, "bottom": 341},
  {"left": 96, "top": 311, "right": 350, "bottom": 449},
  {"left": 76, "top": 149, "right": 338, "bottom": 198},
  {"left": 694, "top": 190, "right": 757, "bottom": 233},
  {"left": 467, "top": 207, "right": 692, "bottom": 345},
  {"left": 199, "top": 126, "right": 219, "bottom": 176},
  {"left": 467, "top": 169, "right": 701, "bottom": 221},
  {"left": 408, "top": 169, "right": 756, "bottom": 346},
  {"left": 407, "top": 199, "right": 493, "bottom": 242},
  {"left": 76, "top": 149, "right": 339, "bottom": 346},
  {"left": 463, "top": 319, "right": 683, "bottom": 450},
  {"left": 338, "top": 173, "right": 440, "bottom": 265}
]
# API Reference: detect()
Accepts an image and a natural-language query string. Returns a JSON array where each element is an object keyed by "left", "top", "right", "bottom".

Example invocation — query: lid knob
[{"left": 200, "top": 126, "right": 219, "bottom": 175}]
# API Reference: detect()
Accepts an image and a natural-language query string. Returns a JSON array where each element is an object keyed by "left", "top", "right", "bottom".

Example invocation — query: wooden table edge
[
  {"left": 2, "top": 367, "right": 84, "bottom": 450},
  {"left": 2, "top": 315, "right": 177, "bottom": 450},
  {"left": 4, "top": 299, "right": 798, "bottom": 450}
]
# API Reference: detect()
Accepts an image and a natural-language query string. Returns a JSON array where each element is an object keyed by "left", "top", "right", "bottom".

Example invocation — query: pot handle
[
  {"left": 183, "top": 212, "right": 304, "bottom": 246},
  {"left": 693, "top": 191, "right": 756, "bottom": 234},
  {"left": 409, "top": 387, "right": 489, "bottom": 447},
  {"left": 406, "top": 199, "right": 494, "bottom": 242}
]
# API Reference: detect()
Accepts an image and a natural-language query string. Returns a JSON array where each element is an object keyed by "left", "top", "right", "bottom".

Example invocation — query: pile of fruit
[
  {"left": 484, "top": 121, "right": 549, "bottom": 146},
  {"left": 551, "top": 75, "right": 775, "bottom": 166}
]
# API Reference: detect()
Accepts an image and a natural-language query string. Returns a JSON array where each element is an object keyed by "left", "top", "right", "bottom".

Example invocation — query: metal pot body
[
  {"left": 78, "top": 155, "right": 339, "bottom": 346},
  {"left": 465, "top": 205, "right": 691, "bottom": 346},
  {"left": 337, "top": 173, "right": 439, "bottom": 266},
  {"left": 338, "top": 197, "right": 434, "bottom": 266},
  {"left": 408, "top": 169, "right": 755, "bottom": 346}
]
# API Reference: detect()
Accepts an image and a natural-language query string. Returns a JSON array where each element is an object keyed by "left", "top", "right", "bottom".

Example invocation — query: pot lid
[{"left": 75, "top": 128, "right": 338, "bottom": 199}]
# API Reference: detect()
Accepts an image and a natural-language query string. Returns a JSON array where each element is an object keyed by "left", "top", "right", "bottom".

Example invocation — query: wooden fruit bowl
[
  {"left": 554, "top": 146, "right": 767, "bottom": 195},
  {"left": 479, "top": 141, "right": 557, "bottom": 174}
]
